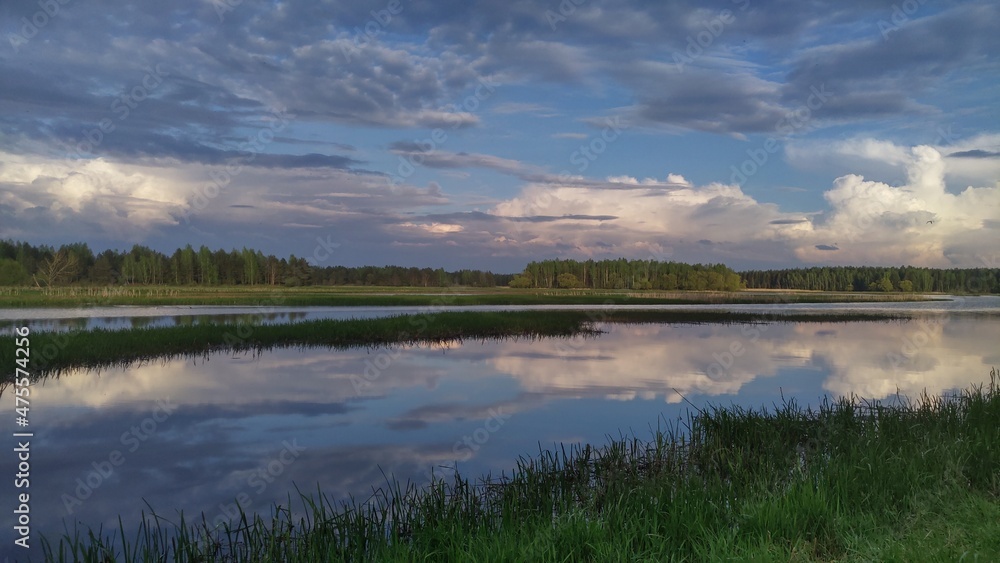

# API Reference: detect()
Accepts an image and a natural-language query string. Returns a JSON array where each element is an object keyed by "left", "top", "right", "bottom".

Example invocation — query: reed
[
  {"left": 2, "top": 310, "right": 905, "bottom": 376},
  {"left": 0, "top": 285, "right": 937, "bottom": 308}
]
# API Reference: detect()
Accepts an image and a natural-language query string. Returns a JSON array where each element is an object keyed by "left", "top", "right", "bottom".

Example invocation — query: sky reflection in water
[{"left": 2, "top": 315, "right": 999, "bottom": 554}]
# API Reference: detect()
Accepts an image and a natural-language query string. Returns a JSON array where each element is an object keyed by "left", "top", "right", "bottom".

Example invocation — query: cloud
[
  {"left": 1, "top": 0, "right": 997, "bottom": 269},
  {"left": 399, "top": 222, "right": 464, "bottom": 234},
  {"left": 796, "top": 143, "right": 999, "bottom": 266},
  {"left": 388, "top": 144, "right": 542, "bottom": 177},
  {"left": 949, "top": 150, "right": 1000, "bottom": 159},
  {"left": 616, "top": 64, "right": 790, "bottom": 135},
  {"left": 781, "top": 3, "right": 1000, "bottom": 123},
  {"left": 467, "top": 140, "right": 999, "bottom": 267}
]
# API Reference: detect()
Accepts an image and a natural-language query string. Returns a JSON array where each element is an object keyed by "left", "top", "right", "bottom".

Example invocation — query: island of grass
[
  {"left": 0, "top": 285, "right": 944, "bottom": 308},
  {"left": 1, "top": 309, "right": 910, "bottom": 376},
  {"left": 44, "top": 371, "right": 1000, "bottom": 562}
]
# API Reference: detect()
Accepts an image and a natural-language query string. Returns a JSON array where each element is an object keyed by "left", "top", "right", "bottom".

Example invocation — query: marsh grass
[
  {"left": 0, "top": 285, "right": 936, "bottom": 308},
  {"left": 2, "top": 310, "right": 905, "bottom": 376},
  {"left": 40, "top": 370, "right": 1000, "bottom": 562}
]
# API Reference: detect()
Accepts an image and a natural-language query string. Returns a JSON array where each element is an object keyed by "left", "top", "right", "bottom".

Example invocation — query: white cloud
[
  {"left": 399, "top": 222, "right": 464, "bottom": 234},
  {"left": 481, "top": 139, "right": 998, "bottom": 267},
  {"left": 0, "top": 152, "right": 188, "bottom": 240},
  {"left": 799, "top": 143, "right": 1000, "bottom": 266}
]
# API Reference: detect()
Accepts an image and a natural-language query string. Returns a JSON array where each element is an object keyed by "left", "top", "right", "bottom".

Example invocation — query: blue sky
[{"left": 1, "top": 0, "right": 998, "bottom": 271}]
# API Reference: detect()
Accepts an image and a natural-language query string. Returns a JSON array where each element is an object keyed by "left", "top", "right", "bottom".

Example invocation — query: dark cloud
[
  {"left": 770, "top": 218, "right": 809, "bottom": 225},
  {"left": 624, "top": 68, "right": 788, "bottom": 134},
  {"left": 388, "top": 144, "right": 534, "bottom": 176},
  {"left": 422, "top": 211, "right": 616, "bottom": 223},
  {"left": 949, "top": 149, "right": 1000, "bottom": 159},
  {"left": 815, "top": 244, "right": 839, "bottom": 251},
  {"left": 781, "top": 3, "right": 1000, "bottom": 121}
]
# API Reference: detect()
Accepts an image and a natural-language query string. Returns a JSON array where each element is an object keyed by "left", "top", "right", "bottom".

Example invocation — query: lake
[{"left": 2, "top": 299, "right": 999, "bottom": 557}]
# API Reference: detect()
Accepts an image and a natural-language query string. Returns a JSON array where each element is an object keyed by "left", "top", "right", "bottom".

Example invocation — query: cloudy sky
[{"left": 1, "top": 0, "right": 998, "bottom": 271}]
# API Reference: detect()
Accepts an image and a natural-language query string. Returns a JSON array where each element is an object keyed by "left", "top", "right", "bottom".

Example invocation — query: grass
[
  {"left": 40, "top": 369, "right": 1000, "bottom": 562},
  {"left": 0, "top": 285, "right": 939, "bottom": 308},
  {"left": 1, "top": 310, "right": 906, "bottom": 376}
]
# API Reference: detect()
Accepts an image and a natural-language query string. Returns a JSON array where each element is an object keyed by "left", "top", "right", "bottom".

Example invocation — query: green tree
[
  {"left": 556, "top": 273, "right": 580, "bottom": 288},
  {"left": 197, "top": 246, "right": 218, "bottom": 285},
  {"left": 509, "top": 275, "right": 532, "bottom": 288},
  {"left": 0, "top": 258, "right": 30, "bottom": 285},
  {"left": 878, "top": 275, "right": 895, "bottom": 292}
]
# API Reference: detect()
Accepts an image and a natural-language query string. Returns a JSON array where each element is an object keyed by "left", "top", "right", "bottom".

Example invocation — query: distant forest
[
  {"left": 1, "top": 240, "right": 998, "bottom": 293},
  {"left": 509, "top": 259, "right": 744, "bottom": 291},
  {"left": 0, "top": 240, "right": 508, "bottom": 288},
  {"left": 742, "top": 266, "right": 1000, "bottom": 294}
]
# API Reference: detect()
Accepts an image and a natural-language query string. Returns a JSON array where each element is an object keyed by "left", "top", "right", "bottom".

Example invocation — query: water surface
[{"left": 2, "top": 312, "right": 998, "bottom": 558}]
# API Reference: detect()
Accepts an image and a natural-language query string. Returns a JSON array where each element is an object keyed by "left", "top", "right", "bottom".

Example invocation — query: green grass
[
  {"left": 41, "top": 370, "right": 1000, "bottom": 562},
  {"left": 1, "top": 310, "right": 906, "bottom": 376},
  {"left": 0, "top": 285, "right": 938, "bottom": 308}
]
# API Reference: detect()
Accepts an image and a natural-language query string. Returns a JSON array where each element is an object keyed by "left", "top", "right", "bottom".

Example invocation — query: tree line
[
  {"left": 741, "top": 266, "right": 1000, "bottom": 294},
  {"left": 0, "top": 240, "right": 511, "bottom": 288},
  {"left": 508, "top": 259, "right": 744, "bottom": 291},
  {"left": 3, "top": 239, "right": 997, "bottom": 293}
]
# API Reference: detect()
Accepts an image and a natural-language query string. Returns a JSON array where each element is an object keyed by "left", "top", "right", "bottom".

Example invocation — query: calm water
[
  {"left": 2, "top": 294, "right": 1000, "bottom": 333},
  {"left": 2, "top": 303, "right": 999, "bottom": 559}
]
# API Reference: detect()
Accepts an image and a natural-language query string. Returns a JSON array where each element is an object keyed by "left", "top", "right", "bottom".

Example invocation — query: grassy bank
[
  {"left": 43, "top": 370, "right": 1000, "bottom": 562},
  {"left": 0, "top": 285, "right": 939, "bottom": 308},
  {"left": 2, "top": 310, "right": 904, "bottom": 376}
]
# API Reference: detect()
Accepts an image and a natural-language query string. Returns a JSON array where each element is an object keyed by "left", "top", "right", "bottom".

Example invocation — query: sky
[{"left": 0, "top": 0, "right": 998, "bottom": 272}]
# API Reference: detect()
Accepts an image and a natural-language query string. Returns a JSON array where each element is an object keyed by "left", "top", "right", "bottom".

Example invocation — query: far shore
[{"left": 0, "top": 285, "right": 945, "bottom": 309}]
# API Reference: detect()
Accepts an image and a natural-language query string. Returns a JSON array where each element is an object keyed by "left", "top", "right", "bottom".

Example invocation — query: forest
[
  {"left": 509, "top": 259, "right": 744, "bottom": 291},
  {"left": 1, "top": 240, "right": 998, "bottom": 293},
  {"left": 0, "top": 240, "right": 508, "bottom": 288},
  {"left": 742, "top": 266, "right": 1000, "bottom": 294}
]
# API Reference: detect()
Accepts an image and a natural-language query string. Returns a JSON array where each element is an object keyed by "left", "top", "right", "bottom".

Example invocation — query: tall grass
[
  {"left": 41, "top": 369, "right": 1000, "bottom": 562},
  {"left": 0, "top": 285, "right": 937, "bottom": 308},
  {"left": 1, "top": 310, "right": 904, "bottom": 376}
]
